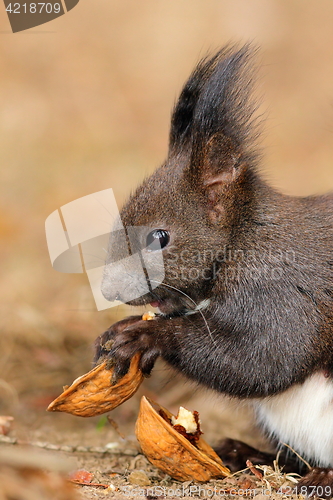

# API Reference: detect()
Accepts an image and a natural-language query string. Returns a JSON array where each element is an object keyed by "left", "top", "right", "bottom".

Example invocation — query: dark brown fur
[{"left": 95, "top": 45, "right": 333, "bottom": 495}]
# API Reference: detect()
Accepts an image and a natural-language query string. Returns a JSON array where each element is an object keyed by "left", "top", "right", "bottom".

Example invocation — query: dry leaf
[
  {"left": 69, "top": 469, "right": 94, "bottom": 484},
  {"left": 0, "top": 416, "right": 14, "bottom": 435}
]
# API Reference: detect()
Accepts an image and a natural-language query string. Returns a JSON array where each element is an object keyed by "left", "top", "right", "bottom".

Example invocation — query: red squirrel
[{"left": 94, "top": 45, "right": 333, "bottom": 497}]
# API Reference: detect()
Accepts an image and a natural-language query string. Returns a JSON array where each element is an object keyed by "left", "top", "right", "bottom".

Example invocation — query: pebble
[
  {"left": 0, "top": 436, "right": 17, "bottom": 445},
  {"left": 105, "top": 442, "right": 119, "bottom": 450},
  {"left": 128, "top": 470, "right": 151, "bottom": 486},
  {"left": 44, "top": 443, "right": 60, "bottom": 451}
]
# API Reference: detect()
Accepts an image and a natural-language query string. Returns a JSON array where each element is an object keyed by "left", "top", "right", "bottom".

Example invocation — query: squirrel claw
[{"left": 295, "top": 468, "right": 333, "bottom": 499}]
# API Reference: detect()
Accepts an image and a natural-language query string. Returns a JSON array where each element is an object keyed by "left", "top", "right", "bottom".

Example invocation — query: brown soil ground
[{"left": 0, "top": 355, "right": 302, "bottom": 500}]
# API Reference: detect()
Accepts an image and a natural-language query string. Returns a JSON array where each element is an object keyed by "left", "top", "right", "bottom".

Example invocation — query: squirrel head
[{"left": 102, "top": 44, "right": 261, "bottom": 315}]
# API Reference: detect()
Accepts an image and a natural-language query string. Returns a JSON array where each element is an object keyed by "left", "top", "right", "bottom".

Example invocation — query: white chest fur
[{"left": 252, "top": 372, "right": 333, "bottom": 466}]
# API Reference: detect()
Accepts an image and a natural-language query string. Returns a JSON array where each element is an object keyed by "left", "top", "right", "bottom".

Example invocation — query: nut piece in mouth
[
  {"left": 135, "top": 396, "right": 230, "bottom": 482},
  {"left": 142, "top": 311, "right": 156, "bottom": 321},
  {"left": 47, "top": 353, "right": 143, "bottom": 417}
]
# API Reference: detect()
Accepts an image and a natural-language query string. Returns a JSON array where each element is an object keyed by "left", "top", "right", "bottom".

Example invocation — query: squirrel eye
[{"left": 146, "top": 229, "right": 170, "bottom": 251}]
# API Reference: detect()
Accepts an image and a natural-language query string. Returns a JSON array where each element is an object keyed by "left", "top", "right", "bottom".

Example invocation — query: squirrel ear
[
  {"left": 189, "top": 132, "right": 243, "bottom": 195},
  {"left": 188, "top": 133, "right": 246, "bottom": 223},
  {"left": 200, "top": 133, "right": 241, "bottom": 188}
]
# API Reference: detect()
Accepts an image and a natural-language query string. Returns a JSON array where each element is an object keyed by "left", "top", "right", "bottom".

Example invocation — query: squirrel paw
[
  {"left": 295, "top": 468, "right": 333, "bottom": 499},
  {"left": 93, "top": 316, "right": 160, "bottom": 381},
  {"left": 214, "top": 438, "right": 303, "bottom": 474},
  {"left": 214, "top": 438, "right": 276, "bottom": 472}
]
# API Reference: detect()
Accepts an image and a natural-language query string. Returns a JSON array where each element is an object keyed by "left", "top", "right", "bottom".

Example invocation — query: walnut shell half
[
  {"left": 135, "top": 396, "right": 230, "bottom": 482},
  {"left": 47, "top": 353, "right": 143, "bottom": 417}
]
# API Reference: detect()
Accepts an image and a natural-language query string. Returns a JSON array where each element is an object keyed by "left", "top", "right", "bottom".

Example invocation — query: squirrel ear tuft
[
  {"left": 169, "top": 52, "right": 220, "bottom": 150},
  {"left": 170, "top": 44, "right": 260, "bottom": 186}
]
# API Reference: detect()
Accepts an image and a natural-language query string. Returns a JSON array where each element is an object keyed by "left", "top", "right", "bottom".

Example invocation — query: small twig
[
  {"left": 107, "top": 417, "right": 125, "bottom": 439},
  {"left": 281, "top": 442, "right": 311, "bottom": 470},
  {"left": 70, "top": 480, "right": 110, "bottom": 488},
  {"left": 0, "top": 434, "right": 138, "bottom": 456},
  {"left": 246, "top": 460, "right": 263, "bottom": 480}
]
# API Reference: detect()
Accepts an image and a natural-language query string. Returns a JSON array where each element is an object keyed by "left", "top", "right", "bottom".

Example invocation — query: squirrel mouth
[
  {"left": 149, "top": 301, "right": 161, "bottom": 308},
  {"left": 149, "top": 298, "right": 211, "bottom": 316},
  {"left": 149, "top": 299, "right": 189, "bottom": 316},
  {"left": 149, "top": 300, "right": 168, "bottom": 313}
]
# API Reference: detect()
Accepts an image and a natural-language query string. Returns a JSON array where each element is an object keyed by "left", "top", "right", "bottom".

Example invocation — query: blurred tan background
[{"left": 0, "top": 0, "right": 333, "bottom": 447}]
